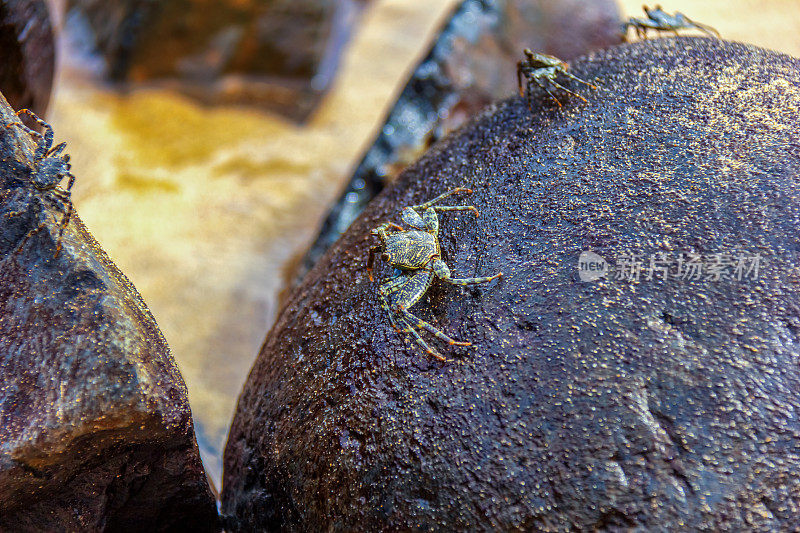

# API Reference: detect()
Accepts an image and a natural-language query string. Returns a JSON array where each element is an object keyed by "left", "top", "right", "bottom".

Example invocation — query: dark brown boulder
[
  {"left": 223, "top": 38, "right": 800, "bottom": 530},
  {"left": 0, "top": 0, "right": 55, "bottom": 123},
  {"left": 0, "top": 97, "right": 219, "bottom": 531},
  {"left": 64, "top": 0, "right": 370, "bottom": 121}
]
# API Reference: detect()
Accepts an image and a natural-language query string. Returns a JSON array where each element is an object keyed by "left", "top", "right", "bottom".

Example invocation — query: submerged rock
[
  {"left": 0, "top": 0, "right": 55, "bottom": 123},
  {"left": 223, "top": 38, "right": 800, "bottom": 530},
  {"left": 297, "top": 0, "right": 622, "bottom": 284},
  {"left": 64, "top": 0, "right": 370, "bottom": 121},
  {"left": 0, "top": 97, "right": 219, "bottom": 531}
]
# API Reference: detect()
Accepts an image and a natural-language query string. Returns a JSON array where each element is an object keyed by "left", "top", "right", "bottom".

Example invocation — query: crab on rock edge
[
  {"left": 622, "top": 5, "right": 720, "bottom": 41},
  {"left": 2, "top": 108, "right": 76, "bottom": 257}
]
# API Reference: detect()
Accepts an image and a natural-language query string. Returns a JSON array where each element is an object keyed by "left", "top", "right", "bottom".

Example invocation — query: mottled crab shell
[
  {"left": 383, "top": 230, "right": 438, "bottom": 269},
  {"left": 32, "top": 157, "right": 69, "bottom": 189}
]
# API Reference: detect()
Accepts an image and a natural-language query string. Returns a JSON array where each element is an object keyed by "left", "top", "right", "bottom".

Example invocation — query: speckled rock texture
[
  {"left": 0, "top": 0, "right": 55, "bottom": 123},
  {"left": 0, "top": 96, "right": 219, "bottom": 531},
  {"left": 223, "top": 38, "right": 800, "bottom": 530},
  {"left": 299, "top": 0, "right": 622, "bottom": 283}
]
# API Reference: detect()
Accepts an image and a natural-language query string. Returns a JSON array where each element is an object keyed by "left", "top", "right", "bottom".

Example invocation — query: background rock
[
  {"left": 0, "top": 95, "right": 219, "bottom": 531},
  {"left": 223, "top": 38, "right": 800, "bottom": 530},
  {"left": 64, "top": 0, "right": 371, "bottom": 121},
  {"left": 297, "top": 0, "right": 622, "bottom": 284},
  {"left": 0, "top": 0, "right": 56, "bottom": 125}
]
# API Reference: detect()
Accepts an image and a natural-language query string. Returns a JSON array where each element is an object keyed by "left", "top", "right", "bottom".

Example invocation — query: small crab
[
  {"left": 517, "top": 49, "right": 597, "bottom": 110},
  {"left": 622, "top": 5, "right": 720, "bottom": 41},
  {"left": 368, "top": 188, "right": 502, "bottom": 361},
  {"left": 2, "top": 108, "right": 75, "bottom": 257}
]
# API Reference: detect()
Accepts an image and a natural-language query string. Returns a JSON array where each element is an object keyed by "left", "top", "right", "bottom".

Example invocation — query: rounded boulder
[{"left": 223, "top": 38, "right": 800, "bottom": 530}]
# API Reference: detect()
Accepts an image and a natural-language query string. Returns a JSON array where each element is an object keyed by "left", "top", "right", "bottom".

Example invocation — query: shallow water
[{"left": 44, "top": 0, "right": 799, "bottom": 490}]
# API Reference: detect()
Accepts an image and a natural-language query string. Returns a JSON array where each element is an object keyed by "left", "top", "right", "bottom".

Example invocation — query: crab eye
[{"left": 381, "top": 253, "right": 389, "bottom": 261}]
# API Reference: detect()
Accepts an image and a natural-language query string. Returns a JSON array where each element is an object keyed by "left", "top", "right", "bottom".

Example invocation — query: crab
[
  {"left": 622, "top": 5, "right": 720, "bottom": 41},
  {"left": 517, "top": 49, "right": 597, "bottom": 110},
  {"left": 1, "top": 109, "right": 75, "bottom": 257},
  {"left": 368, "top": 188, "right": 502, "bottom": 361}
]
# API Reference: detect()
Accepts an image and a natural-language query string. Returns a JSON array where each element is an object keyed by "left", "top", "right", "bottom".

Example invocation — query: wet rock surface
[
  {"left": 297, "top": 0, "right": 622, "bottom": 284},
  {"left": 65, "top": 0, "right": 370, "bottom": 121},
  {"left": 0, "top": 97, "right": 219, "bottom": 531},
  {"left": 223, "top": 38, "right": 800, "bottom": 530},
  {"left": 0, "top": 0, "right": 55, "bottom": 122}
]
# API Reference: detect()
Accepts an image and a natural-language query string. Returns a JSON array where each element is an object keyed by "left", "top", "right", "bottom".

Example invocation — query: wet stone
[
  {"left": 297, "top": 0, "right": 622, "bottom": 283},
  {"left": 223, "top": 38, "right": 800, "bottom": 530},
  {"left": 0, "top": 0, "right": 56, "bottom": 124},
  {"left": 64, "top": 0, "right": 370, "bottom": 121},
  {"left": 0, "top": 97, "right": 219, "bottom": 531}
]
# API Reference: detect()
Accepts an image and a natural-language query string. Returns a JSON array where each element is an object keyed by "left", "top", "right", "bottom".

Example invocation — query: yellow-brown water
[{"left": 46, "top": 0, "right": 800, "bottom": 488}]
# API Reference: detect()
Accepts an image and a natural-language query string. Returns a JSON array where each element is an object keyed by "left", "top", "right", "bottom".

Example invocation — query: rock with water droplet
[
  {"left": 64, "top": 0, "right": 370, "bottom": 121},
  {"left": 0, "top": 0, "right": 55, "bottom": 123},
  {"left": 223, "top": 38, "right": 800, "bottom": 530},
  {"left": 0, "top": 96, "right": 219, "bottom": 531}
]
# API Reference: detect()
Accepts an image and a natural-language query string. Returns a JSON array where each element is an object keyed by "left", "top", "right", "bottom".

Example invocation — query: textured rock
[
  {"left": 0, "top": 96, "right": 219, "bottom": 531},
  {"left": 64, "top": 0, "right": 369, "bottom": 121},
  {"left": 223, "top": 38, "right": 800, "bottom": 530},
  {"left": 0, "top": 0, "right": 55, "bottom": 122},
  {"left": 297, "top": 0, "right": 622, "bottom": 283}
]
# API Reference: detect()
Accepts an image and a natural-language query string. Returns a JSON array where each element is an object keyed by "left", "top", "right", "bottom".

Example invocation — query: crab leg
[
  {"left": 561, "top": 70, "right": 597, "bottom": 89},
  {"left": 367, "top": 244, "right": 383, "bottom": 281},
  {"left": 440, "top": 272, "right": 503, "bottom": 286},
  {"left": 54, "top": 202, "right": 73, "bottom": 257},
  {"left": 380, "top": 279, "right": 446, "bottom": 360},
  {"left": 534, "top": 78, "right": 563, "bottom": 107},
  {"left": 396, "top": 306, "right": 472, "bottom": 347},
  {"left": 517, "top": 66, "right": 526, "bottom": 97},
  {"left": 395, "top": 318, "right": 447, "bottom": 362},
  {"left": 379, "top": 290, "right": 404, "bottom": 333},
  {"left": 379, "top": 274, "right": 414, "bottom": 331},
  {"left": 4, "top": 117, "right": 42, "bottom": 142},
  {"left": 411, "top": 187, "right": 472, "bottom": 210},
  {"left": 544, "top": 78, "right": 588, "bottom": 104},
  {"left": 526, "top": 80, "right": 535, "bottom": 110},
  {"left": 690, "top": 19, "right": 720, "bottom": 38},
  {"left": 13, "top": 223, "right": 46, "bottom": 255},
  {"left": 431, "top": 205, "right": 479, "bottom": 216}
]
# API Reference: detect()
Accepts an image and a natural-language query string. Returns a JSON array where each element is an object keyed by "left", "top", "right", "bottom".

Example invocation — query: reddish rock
[
  {"left": 224, "top": 39, "right": 800, "bottom": 530},
  {"left": 0, "top": 96, "right": 219, "bottom": 531},
  {"left": 0, "top": 0, "right": 56, "bottom": 125},
  {"left": 64, "top": 0, "right": 370, "bottom": 121}
]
